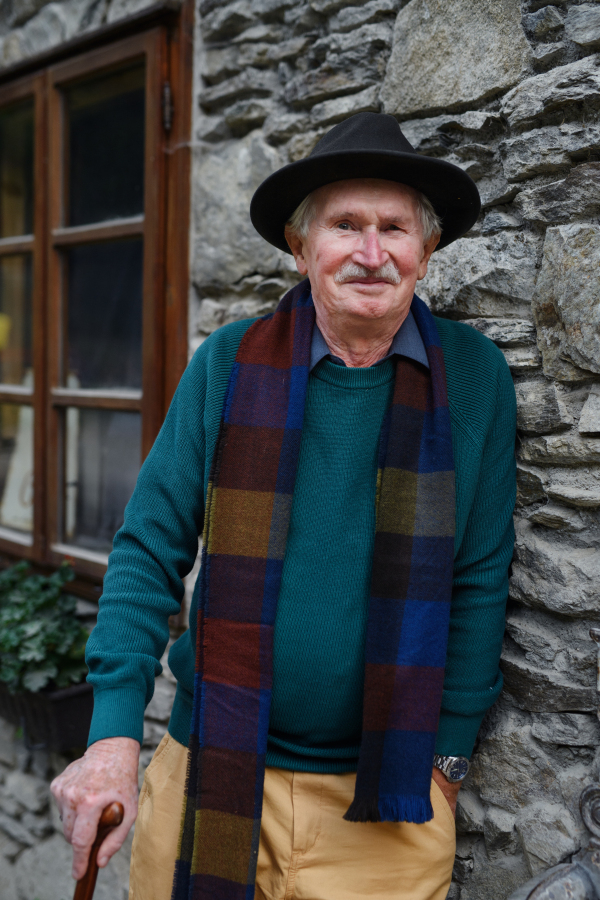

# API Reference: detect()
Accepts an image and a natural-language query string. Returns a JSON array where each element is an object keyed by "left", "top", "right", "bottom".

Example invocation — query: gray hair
[{"left": 287, "top": 186, "right": 442, "bottom": 244}]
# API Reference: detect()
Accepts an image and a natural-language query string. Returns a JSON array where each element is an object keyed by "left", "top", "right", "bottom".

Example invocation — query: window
[{"left": 0, "top": 5, "right": 192, "bottom": 587}]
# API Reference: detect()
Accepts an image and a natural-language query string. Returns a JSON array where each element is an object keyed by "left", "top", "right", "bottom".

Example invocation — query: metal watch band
[{"left": 433, "top": 753, "right": 470, "bottom": 783}]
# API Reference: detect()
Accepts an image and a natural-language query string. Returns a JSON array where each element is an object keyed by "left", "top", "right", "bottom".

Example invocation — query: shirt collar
[{"left": 309, "top": 308, "right": 430, "bottom": 372}]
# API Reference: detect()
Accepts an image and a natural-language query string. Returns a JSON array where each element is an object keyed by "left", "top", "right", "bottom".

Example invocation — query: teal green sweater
[{"left": 86, "top": 315, "right": 516, "bottom": 766}]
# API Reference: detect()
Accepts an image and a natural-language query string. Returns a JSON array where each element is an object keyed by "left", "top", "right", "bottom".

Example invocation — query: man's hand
[
  {"left": 51, "top": 736, "right": 140, "bottom": 880},
  {"left": 432, "top": 766, "right": 461, "bottom": 818}
]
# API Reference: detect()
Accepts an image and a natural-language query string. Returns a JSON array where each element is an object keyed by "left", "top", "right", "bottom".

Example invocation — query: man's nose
[{"left": 353, "top": 230, "right": 387, "bottom": 270}]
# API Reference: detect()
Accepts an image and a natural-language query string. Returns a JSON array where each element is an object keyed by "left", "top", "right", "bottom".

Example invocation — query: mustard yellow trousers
[{"left": 129, "top": 733, "right": 456, "bottom": 900}]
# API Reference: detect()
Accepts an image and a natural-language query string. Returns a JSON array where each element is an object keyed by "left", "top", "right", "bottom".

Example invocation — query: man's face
[{"left": 286, "top": 179, "right": 439, "bottom": 332}]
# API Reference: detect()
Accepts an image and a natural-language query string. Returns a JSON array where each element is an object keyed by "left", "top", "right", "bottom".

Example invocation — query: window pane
[
  {"left": 65, "top": 408, "right": 140, "bottom": 553},
  {"left": 0, "top": 100, "right": 34, "bottom": 238},
  {"left": 66, "top": 64, "right": 145, "bottom": 226},
  {"left": 0, "top": 254, "right": 33, "bottom": 387},
  {"left": 0, "top": 403, "right": 33, "bottom": 533},
  {"left": 66, "top": 239, "right": 142, "bottom": 389}
]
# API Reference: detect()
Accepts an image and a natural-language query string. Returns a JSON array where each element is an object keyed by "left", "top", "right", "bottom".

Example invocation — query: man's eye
[{"left": 336, "top": 222, "right": 351, "bottom": 230}]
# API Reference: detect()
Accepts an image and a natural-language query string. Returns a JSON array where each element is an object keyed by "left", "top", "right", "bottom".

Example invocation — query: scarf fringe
[{"left": 344, "top": 795, "right": 434, "bottom": 824}]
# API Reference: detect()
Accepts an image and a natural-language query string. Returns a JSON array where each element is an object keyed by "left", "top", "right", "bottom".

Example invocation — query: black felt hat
[{"left": 250, "top": 112, "right": 481, "bottom": 253}]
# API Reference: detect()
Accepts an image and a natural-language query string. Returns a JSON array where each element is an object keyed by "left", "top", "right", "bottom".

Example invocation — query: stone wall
[{"left": 1, "top": 0, "right": 600, "bottom": 898}]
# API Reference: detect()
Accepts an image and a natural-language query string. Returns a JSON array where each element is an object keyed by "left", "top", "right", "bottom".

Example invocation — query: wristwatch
[{"left": 433, "top": 754, "right": 470, "bottom": 783}]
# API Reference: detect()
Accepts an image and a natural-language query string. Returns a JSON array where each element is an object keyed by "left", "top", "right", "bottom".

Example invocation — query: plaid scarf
[{"left": 172, "top": 279, "right": 455, "bottom": 900}]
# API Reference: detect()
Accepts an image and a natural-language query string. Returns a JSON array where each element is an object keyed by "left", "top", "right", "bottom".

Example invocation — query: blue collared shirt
[{"left": 309, "top": 308, "right": 429, "bottom": 372}]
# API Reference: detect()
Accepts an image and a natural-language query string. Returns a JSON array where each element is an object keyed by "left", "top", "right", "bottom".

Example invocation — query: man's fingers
[
  {"left": 96, "top": 817, "right": 134, "bottom": 868},
  {"left": 70, "top": 811, "right": 102, "bottom": 880}
]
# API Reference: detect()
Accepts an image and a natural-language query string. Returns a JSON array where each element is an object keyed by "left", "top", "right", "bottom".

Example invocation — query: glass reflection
[
  {"left": 66, "top": 239, "right": 142, "bottom": 389},
  {"left": 0, "top": 100, "right": 34, "bottom": 238},
  {"left": 0, "top": 403, "right": 33, "bottom": 533},
  {"left": 0, "top": 254, "right": 33, "bottom": 386},
  {"left": 65, "top": 408, "right": 140, "bottom": 553},
  {"left": 66, "top": 64, "right": 145, "bottom": 226}
]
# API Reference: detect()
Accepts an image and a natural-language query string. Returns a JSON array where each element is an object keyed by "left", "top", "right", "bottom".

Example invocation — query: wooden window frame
[{"left": 0, "top": 0, "right": 193, "bottom": 589}]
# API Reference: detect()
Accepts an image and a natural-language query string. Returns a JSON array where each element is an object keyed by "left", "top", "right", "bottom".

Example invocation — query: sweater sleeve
[
  {"left": 435, "top": 353, "right": 517, "bottom": 758},
  {"left": 85, "top": 348, "right": 208, "bottom": 746}
]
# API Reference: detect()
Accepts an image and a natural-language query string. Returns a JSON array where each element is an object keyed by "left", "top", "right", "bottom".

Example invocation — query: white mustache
[{"left": 333, "top": 262, "right": 402, "bottom": 285}]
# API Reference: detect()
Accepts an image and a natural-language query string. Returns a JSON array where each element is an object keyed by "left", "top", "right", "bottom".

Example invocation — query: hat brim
[{"left": 250, "top": 149, "right": 481, "bottom": 253}]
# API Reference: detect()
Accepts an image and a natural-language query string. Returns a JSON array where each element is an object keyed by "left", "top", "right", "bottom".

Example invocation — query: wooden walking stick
[{"left": 73, "top": 802, "right": 124, "bottom": 900}]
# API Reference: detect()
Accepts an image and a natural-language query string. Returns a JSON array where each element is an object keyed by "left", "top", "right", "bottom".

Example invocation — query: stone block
[
  {"left": 517, "top": 466, "right": 546, "bottom": 506},
  {"left": 502, "top": 654, "right": 596, "bottom": 712},
  {"left": 400, "top": 111, "right": 502, "bottom": 156},
  {"left": 533, "top": 223, "right": 600, "bottom": 381},
  {"left": 519, "top": 433, "right": 600, "bottom": 466},
  {"left": 317, "top": 21, "right": 392, "bottom": 57},
  {"left": 285, "top": 68, "right": 370, "bottom": 108},
  {"left": 579, "top": 384, "right": 600, "bottom": 435},
  {"left": 309, "top": 0, "right": 364, "bottom": 15},
  {"left": 522, "top": 6, "right": 564, "bottom": 38},
  {"left": 528, "top": 502, "right": 585, "bottom": 532},
  {"left": 105, "top": 0, "right": 152, "bottom": 24},
  {"left": 418, "top": 232, "right": 538, "bottom": 320},
  {"left": 531, "top": 713, "right": 600, "bottom": 747},
  {"left": 515, "top": 381, "right": 571, "bottom": 434},
  {"left": 510, "top": 519, "right": 600, "bottom": 616},
  {"left": 5, "top": 771, "right": 48, "bottom": 815},
  {"left": 0, "top": 830, "right": 22, "bottom": 862},
  {"left": 381, "top": 0, "right": 531, "bottom": 118},
  {"left": 200, "top": 68, "right": 278, "bottom": 112},
  {"left": 532, "top": 41, "right": 565, "bottom": 68},
  {"left": 20, "top": 811, "right": 53, "bottom": 839},
  {"left": 503, "top": 345, "right": 543, "bottom": 372},
  {"left": 515, "top": 162, "right": 600, "bottom": 223},
  {"left": 144, "top": 676, "right": 176, "bottom": 723},
  {"left": 286, "top": 129, "right": 325, "bottom": 161},
  {"left": 263, "top": 112, "right": 310, "bottom": 144},
  {"left": 501, "top": 54, "right": 600, "bottom": 129},
  {"left": 456, "top": 791, "right": 485, "bottom": 835},
  {"left": 232, "top": 23, "right": 284, "bottom": 43},
  {"left": 483, "top": 807, "right": 517, "bottom": 857},
  {"left": 0, "top": 811, "right": 33, "bottom": 847},
  {"left": 192, "top": 132, "right": 282, "bottom": 289},
  {"left": 329, "top": 0, "right": 397, "bottom": 34},
  {"left": 225, "top": 98, "right": 273, "bottom": 136},
  {"left": 201, "top": 0, "right": 254, "bottom": 43},
  {"left": 309, "top": 84, "right": 380, "bottom": 127},
  {"left": 462, "top": 318, "right": 536, "bottom": 347},
  {"left": 201, "top": 46, "right": 241, "bottom": 85},
  {"left": 501, "top": 125, "right": 600, "bottom": 182},
  {"left": 565, "top": 4, "right": 600, "bottom": 49},
  {"left": 516, "top": 803, "right": 580, "bottom": 875},
  {"left": 0, "top": 856, "right": 18, "bottom": 900},
  {"left": 544, "top": 467, "right": 600, "bottom": 508}
]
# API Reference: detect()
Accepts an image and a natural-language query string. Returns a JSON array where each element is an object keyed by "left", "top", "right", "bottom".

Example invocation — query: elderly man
[{"left": 52, "top": 113, "right": 516, "bottom": 900}]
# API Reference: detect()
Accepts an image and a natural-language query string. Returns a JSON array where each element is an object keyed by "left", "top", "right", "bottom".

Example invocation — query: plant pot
[{"left": 0, "top": 679, "right": 93, "bottom": 753}]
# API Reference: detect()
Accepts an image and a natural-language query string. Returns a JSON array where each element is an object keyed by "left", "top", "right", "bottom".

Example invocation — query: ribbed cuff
[
  {"left": 87, "top": 686, "right": 146, "bottom": 747},
  {"left": 435, "top": 709, "right": 486, "bottom": 758}
]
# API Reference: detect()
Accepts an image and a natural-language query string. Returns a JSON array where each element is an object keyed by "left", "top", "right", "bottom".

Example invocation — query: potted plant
[{"left": 0, "top": 561, "right": 93, "bottom": 753}]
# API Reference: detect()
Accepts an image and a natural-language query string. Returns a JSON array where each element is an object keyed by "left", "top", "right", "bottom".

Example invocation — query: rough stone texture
[
  {"left": 2, "top": 0, "right": 600, "bottom": 898},
  {"left": 381, "top": 0, "right": 532, "bottom": 117},
  {"left": 532, "top": 223, "right": 600, "bottom": 381}
]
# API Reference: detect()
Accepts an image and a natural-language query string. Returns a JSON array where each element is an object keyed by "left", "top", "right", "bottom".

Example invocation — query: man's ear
[
  {"left": 285, "top": 227, "right": 308, "bottom": 276},
  {"left": 417, "top": 232, "right": 441, "bottom": 281}
]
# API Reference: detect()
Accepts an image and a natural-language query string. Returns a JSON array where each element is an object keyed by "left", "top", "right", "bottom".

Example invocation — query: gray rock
[
  {"left": 225, "top": 98, "right": 273, "bottom": 136},
  {"left": 200, "top": 68, "right": 278, "bottom": 112},
  {"left": 14, "top": 830, "right": 132, "bottom": 900},
  {"left": 533, "top": 223, "right": 600, "bottom": 381},
  {"left": 510, "top": 519, "right": 600, "bottom": 616},
  {"left": 481, "top": 209, "right": 523, "bottom": 235},
  {"left": 310, "top": 84, "right": 380, "bottom": 126},
  {"left": 263, "top": 111, "right": 310, "bottom": 144},
  {"left": 381, "top": 0, "right": 532, "bottom": 118},
  {"left": 579, "top": 385, "right": 600, "bottom": 436},
  {"left": 461, "top": 318, "right": 536, "bottom": 347},
  {"left": 502, "top": 346, "right": 543, "bottom": 373},
  {"left": 522, "top": 6, "right": 564, "bottom": 38},
  {"left": 501, "top": 54, "right": 600, "bottom": 129},
  {"left": 501, "top": 124, "right": 600, "bottom": 183},
  {"left": 197, "top": 114, "right": 230, "bottom": 143},
  {"left": 105, "top": 0, "right": 152, "bottom": 23},
  {"left": 565, "top": 4, "right": 600, "bottom": 49},
  {"left": 484, "top": 807, "right": 517, "bottom": 857},
  {"left": 4, "top": 771, "right": 48, "bottom": 815},
  {"left": 20, "top": 811, "right": 53, "bottom": 839},
  {"left": 329, "top": 0, "right": 397, "bottom": 34},
  {"left": 515, "top": 162, "right": 600, "bottom": 223},
  {"left": 309, "top": 0, "right": 364, "bottom": 15},
  {"left": 232, "top": 23, "right": 284, "bottom": 43},
  {"left": 192, "top": 133, "right": 282, "bottom": 289},
  {"left": 285, "top": 69, "right": 371, "bottom": 108},
  {"left": 286, "top": 128, "right": 326, "bottom": 161},
  {"left": 144, "top": 676, "right": 176, "bottom": 723},
  {"left": 516, "top": 804, "right": 580, "bottom": 875},
  {"left": 528, "top": 502, "right": 585, "bottom": 532},
  {"left": 0, "top": 854, "right": 18, "bottom": 900},
  {"left": 201, "top": 46, "right": 241, "bottom": 85},
  {"left": 531, "top": 713, "right": 600, "bottom": 747},
  {"left": 456, "top": 791, "right": 485, "bottom": 834},
  {"left": 517, "top": 466, "right": 547, "bottom": 506},
  {"left": 519, "top": 433, "right": 600, "bottom": 465},
  {"left": 515, "top": 382, "right": 572, "bottom": 434},
  {"left": 236, "top": 36, "right": 311, "bottom": 69},
  {"left": 0, "top": 830, "right": 22, "bottom": 862},
  {"left": 544, "top": 467, "right": 600, "bottom": 509},
  {"left": 419, "top": 232, "right": 539, "bottom": 320},
  {"left": 317, "top": 21, "right": 392, "bottom": 56},
  {"left": 201, "top": 0, "right": 254, "bottom": 42},
  {"left": 0, "top": 811, "right": 33, "bottom": 846},
  {"left": 532, "top": 40, "right": 565, "bottom": 67},
  {"left": 400, "top": 110, "right": 502, "bottom": 155}
]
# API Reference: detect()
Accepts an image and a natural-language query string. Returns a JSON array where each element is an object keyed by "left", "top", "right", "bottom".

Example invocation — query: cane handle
[{"left": 72, "top": 802, "right": 124, "bottom": 900}]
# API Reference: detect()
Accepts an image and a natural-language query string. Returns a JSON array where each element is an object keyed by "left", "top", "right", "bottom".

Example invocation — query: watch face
[{"left": 448, "top": 758, "right": 469, "bottom": 782}]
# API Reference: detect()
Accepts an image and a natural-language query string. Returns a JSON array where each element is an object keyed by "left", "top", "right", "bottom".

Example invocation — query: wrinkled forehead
[{"left": 310, "top": 178, "right": 422, "bottom": 220}]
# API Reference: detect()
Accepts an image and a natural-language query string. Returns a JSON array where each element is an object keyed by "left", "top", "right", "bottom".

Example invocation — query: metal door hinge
[{"left": 162, "top": 81, "right": 173, "bottom": 132}]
